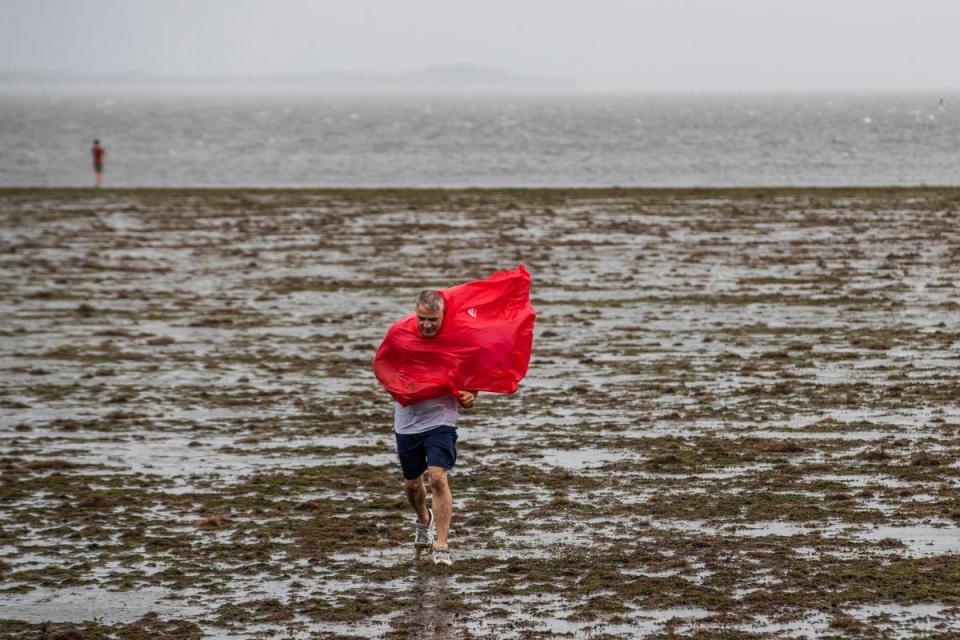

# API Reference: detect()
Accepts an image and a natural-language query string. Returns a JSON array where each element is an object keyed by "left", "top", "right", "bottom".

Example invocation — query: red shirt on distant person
[{"left": 92, "top": 140, "right": 106, "bottom": 169}]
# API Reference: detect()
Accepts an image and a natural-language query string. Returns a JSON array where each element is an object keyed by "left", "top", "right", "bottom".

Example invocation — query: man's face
[{"left": 416, "top": 304, "right": 444, "bottom": 338}]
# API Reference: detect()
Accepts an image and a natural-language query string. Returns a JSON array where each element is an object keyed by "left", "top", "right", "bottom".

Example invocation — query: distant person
[{"left": 91, "top": 140, "right": 106, "bottom": 187}]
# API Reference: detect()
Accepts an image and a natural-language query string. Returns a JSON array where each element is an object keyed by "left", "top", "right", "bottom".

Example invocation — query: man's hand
[{"left": 457, "top": 390, "right": 477, "bottom": 409}]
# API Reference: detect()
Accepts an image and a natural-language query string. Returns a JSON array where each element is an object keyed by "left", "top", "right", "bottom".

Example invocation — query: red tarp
[{"left": 373, "top": 265, "right": 536, "bottom": 406}]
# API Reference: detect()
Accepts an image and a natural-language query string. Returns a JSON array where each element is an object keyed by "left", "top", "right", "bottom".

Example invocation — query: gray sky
[{"left": 2, "top": 0, "right": 959, "bottom": 91}]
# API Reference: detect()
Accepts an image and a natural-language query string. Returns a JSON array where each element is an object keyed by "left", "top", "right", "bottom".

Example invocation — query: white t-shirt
[{"left": 394, "top": 395, "right": 460, "bottom": 434}]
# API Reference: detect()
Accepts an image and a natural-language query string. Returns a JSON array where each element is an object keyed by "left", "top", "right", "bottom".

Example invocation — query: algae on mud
[{"left": 1, "top": 187, "right": 959, "bottom": 639}]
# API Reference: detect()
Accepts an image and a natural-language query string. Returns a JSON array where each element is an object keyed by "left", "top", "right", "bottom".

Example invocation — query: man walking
[
  {"left": 373, "top": 266, "right": 536, "bottom": 566},
  {"left": 394, "top": 290, "right": 475, "bottom": 565}
]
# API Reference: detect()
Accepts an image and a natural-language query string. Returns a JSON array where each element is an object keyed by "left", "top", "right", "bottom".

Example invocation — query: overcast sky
[{"left": 2, "top": 0, "right": 959, "bottom": 91}]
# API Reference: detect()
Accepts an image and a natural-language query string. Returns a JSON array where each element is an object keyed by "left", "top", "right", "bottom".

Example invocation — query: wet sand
[{"left": 1, "top": 187, "right": 959, "bottom": 639}]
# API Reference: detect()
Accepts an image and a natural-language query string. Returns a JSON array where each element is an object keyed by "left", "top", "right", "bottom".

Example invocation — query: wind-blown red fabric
[{"left": 373, "top": 265, "right": 536, "bottom": 406}]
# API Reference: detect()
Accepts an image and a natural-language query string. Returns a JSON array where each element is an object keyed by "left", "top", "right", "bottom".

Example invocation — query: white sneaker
[
  {"left": 414, "top": 509, "right": 434, "bottom": 557},
  {"left": 433, "top": 547, "right": 452, "bottom": 566}
]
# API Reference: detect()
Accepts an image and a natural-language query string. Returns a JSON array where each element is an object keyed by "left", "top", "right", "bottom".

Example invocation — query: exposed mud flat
[{"left": 1, "top": 187, "right": 959, "bottom": 639}]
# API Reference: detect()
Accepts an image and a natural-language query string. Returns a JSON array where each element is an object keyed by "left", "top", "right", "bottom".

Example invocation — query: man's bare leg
[
  {"left": 427, "top": 466, "right": 452, "bottom": 548},
  {"left": 404, "top": 476, "right": 430, "bottom": 524}
]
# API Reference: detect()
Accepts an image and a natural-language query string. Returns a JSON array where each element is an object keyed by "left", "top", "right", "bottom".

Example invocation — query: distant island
[{"left": 0, "top": 65, "right": 577, "bottom": 93}]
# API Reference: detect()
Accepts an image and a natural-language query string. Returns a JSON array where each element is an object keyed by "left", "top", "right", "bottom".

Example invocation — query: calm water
[{"left": 1, "top": 92, "right": 957, "bottom": 187}]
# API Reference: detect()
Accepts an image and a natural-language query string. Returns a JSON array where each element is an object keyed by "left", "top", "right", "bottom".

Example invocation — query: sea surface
[{"left": 0, "top": 92, "right": 957, "bottom": 187}]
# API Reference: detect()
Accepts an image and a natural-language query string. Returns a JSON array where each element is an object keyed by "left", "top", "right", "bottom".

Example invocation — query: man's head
[{"left": 414, "top": 290, "right": 444, "bottom": 338}]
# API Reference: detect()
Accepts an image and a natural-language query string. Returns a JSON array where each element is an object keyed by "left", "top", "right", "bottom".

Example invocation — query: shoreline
[{"left": 4, "top": 184, "right": 960, "bottom": 197}]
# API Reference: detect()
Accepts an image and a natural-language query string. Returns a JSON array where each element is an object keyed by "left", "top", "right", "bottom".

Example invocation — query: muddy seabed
[{"left": 1, "top": 187, "right": 959, "bottom": 639}]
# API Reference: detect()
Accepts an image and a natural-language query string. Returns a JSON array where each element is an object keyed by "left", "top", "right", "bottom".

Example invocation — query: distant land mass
[{"left": 0, "top": 64, "right": 577, "bottom": 93}]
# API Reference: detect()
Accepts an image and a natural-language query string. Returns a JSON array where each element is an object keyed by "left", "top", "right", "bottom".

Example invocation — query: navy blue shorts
[{"left": 395, "top": 425, "right": 458, "bottom": 480}]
